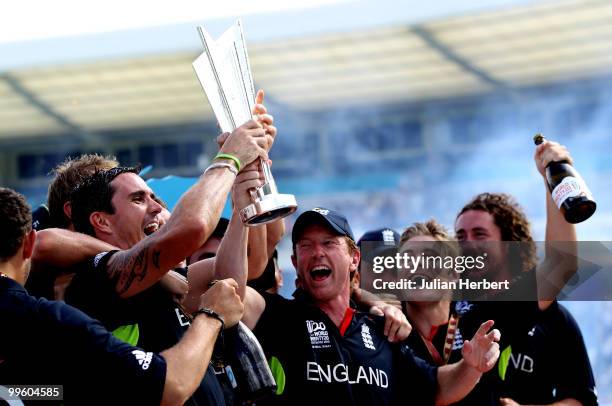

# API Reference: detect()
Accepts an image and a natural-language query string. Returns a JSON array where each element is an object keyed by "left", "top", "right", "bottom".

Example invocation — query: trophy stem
[{"left": 260, "top": 159, "right": 277, "bottom": 192}]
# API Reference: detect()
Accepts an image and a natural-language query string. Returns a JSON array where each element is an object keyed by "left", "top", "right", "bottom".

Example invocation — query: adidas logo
[
  {"left": 132, "top": 350, "right": 153, "bottom": 370},
  {"left": 361, "top": 324, "right": 375, "bottom": 350}
]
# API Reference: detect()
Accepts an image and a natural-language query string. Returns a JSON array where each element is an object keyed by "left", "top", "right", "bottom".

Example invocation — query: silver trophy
[{"left": 193, "top": 20, "right": 297, "bottom": 225}]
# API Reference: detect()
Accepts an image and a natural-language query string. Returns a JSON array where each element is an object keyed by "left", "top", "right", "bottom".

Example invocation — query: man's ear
[
  {"left": 90, "top": 212, "right": 113, "bottom": 235},
  {"left": 22, "top": 230, "right": 36, "bottom": 260},
  {"left": 63, "top": 201, "right": 72, "bottom": 221},
  {"left": 349, "top": 248, "right": 361, "bottom": 273},
  {"left": 291, "top": 253, "right": 297, "bottom": 269},
  {"left": 292, "top": 254, "right": 303, "bottom": 288}
]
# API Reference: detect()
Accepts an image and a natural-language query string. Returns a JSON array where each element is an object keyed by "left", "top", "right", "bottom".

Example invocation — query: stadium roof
[{"left": 1, "top": 0, "right": 611, "bottom": 142}]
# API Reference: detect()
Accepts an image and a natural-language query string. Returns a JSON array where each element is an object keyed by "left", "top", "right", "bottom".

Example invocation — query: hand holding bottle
[
  {"left": 533, "top": 134, "right": 596, "bottom": 223},
  {"left": 534, "top": 137, "right": 573, "bottom": 177}
]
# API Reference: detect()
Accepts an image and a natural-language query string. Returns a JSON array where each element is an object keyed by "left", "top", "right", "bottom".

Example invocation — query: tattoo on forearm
[
  {"left": 152, "top": 250, "right": 161, "bottom": 269},
  {"left": 108, "top": 245, "right": 162, "bottom": 295}
]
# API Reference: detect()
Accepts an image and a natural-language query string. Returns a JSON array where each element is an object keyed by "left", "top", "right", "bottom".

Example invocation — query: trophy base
[{"left": 240, "top": 194, "right": 298, "bottom": 226}]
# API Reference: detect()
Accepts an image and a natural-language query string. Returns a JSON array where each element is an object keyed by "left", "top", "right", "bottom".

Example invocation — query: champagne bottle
[
  {"left": 534, "top": 134, "right": 596, "bottom": 223},
  {"left": 224, "top": 321, "right": 276, "bottom": 403}
]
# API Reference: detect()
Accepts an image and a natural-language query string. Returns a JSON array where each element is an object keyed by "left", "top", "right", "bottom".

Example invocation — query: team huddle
[{"left": 0, "top": 92, "right": 598, "bottom": 405}]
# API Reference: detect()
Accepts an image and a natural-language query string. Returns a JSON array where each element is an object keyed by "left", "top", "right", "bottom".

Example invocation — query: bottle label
[{"left": 551, "top": 176, "right": 589, "bottom": 208}]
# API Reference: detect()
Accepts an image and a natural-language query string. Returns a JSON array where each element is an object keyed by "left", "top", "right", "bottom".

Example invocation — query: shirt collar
[
  {"left": 292, "top": 287, "right": 358, "bottom": 309},
  {"left": 292, "top": 287, "right": 311, "bottom": 303},
  {"left": 0, "top": 275, "right": 27, "bottom": 293}
]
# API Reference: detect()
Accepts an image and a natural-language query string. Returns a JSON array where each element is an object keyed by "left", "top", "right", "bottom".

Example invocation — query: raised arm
[
  {"left": 535, "top": 140, "right": 577, "bottom": 244},
  {"left": 214, "top": 162, "right": 263, "bottom": 300},
  {"left": 106, "top": 119, "right": 272, "bottom": 298},
  {"left": 217, "top": 91, "right": 282, "bottom": 280},
  {"left": 252, "top": 91, "right": 285, "bottom": 264},
  {"left": 184, "top": 93, "right": 279, "bottom": 314},
  {"left": 534, "top": 140, "right": 578, "bottom": 310},
  {"left": 241, "top": 220, "right": 284, "bottom": 282},
  {"left": 183, "top": 207, "right": 282, "bottom": 314},
  {"left": 265, "top": 218, "right": 285, "bottom": 265},
  {"left": 213, "top": 163, "right": 268, "bottom": 329},
  {"left": 211, "top": 89, "right": 275, "bottom": 326},
  {"left": 183, "top": 208, "right": 250, "bottom": 314},
  {"left": 246, "top": 222, "right": 271, "bottom": 280},
  {"left": 241, "top": 175, "right": 285, "bottom": 280}
]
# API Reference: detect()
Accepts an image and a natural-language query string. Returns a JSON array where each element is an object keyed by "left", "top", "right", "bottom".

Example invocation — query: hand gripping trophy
[{"left": 193, "top": 20, "right": 297, "bottom": 225}]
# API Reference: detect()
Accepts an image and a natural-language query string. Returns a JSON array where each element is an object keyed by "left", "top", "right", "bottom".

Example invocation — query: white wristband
[{"left": 204, "top": 162, "right": 238, "bottom": 177}]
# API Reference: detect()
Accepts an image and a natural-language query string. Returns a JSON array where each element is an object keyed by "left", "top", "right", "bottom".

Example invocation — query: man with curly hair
[
  {"left": 352, "top": 139, "right": 594, "bottom": 405},
  {"left": 455, "top": 138, "right": 578, "bottom": 304},
  {"left": 456, "top": 192, "right": 537, "bottom": 284},
  {"left": 454, "top": 140, "right": 597, "bottom": 405}
]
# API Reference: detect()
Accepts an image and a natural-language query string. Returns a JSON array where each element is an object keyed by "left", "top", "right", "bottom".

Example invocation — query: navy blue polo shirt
[
  {"left": 402, "top": 270, "right": 547, "bottom": 406},
  {"left": 404, "top": 301, "right": 503, "bottom": 406},
  {"left": 64, "top": 250, "right": 225, "bottom": 406},
  {"left": 0, "top": 275, "right": 166, "bottom": 405},
  {"left": 253, "top": 289, "right": 438, "bottom": 405},
  {"left": 499, "top": 301, "right": 598, "bottom": 405}
]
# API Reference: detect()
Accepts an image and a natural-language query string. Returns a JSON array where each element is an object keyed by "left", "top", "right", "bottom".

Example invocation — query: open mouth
[
  {"left": 310, "top": 266, "right": 332, "bottom": 281},
  {"left": 143, "top": 222, "right": 160, "bottom": 236}
]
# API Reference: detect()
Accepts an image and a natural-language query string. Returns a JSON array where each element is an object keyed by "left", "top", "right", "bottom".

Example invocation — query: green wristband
[{"left": 214, "top": 153, "right": 241, "bottom": 172}]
